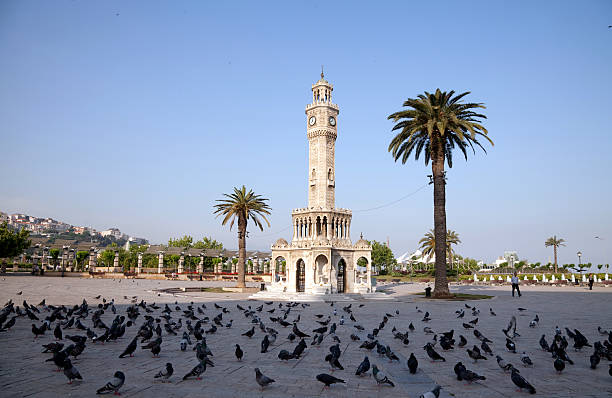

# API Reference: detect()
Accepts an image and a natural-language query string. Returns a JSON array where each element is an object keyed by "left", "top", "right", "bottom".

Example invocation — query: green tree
[
  {"left": 49, "top": 248, "right": 60, "bottom": 268},
  {"left": 193, "top": 236, "right": 224, "bottom": 250},
  {"left": 214, "top": 186, "right": 271, "bottom": 288},
  {"left": 544, "top": 235, "right": 565, "bottom": 274},
  {"left": 168, "top": 235, "right": 194, "bottom": 248},
  {"left": 76, "top": 251, "right": 89, "bottom": 270},
  {"left": 99, "top": 250, "right": 115, "bottom": 266},
  {"left": 0, "top": 222, "right": 31, "bottom": 259},
  {"left": 370, "top": 240, "right": 396, "bottom": 272},
  {"left": 388, "top": 90, "right": 491, "bottom": 297},
  {"left": 418, "top": 229, "right": 461, "bottom": 268}
]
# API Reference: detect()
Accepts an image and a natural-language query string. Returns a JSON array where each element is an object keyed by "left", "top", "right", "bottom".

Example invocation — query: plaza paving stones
[{"left": 0, "top": 276, "right": 611, "bottom": 397}]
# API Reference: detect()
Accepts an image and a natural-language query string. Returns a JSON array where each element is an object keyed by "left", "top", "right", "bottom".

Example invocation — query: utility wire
[{"left": 250, "top": 183, "right": 430, "bottom": 237}]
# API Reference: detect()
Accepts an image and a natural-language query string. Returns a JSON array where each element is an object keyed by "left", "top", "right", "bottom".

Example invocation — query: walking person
[
  {"left": 511, "top": 271, "right": 522, "bottom": 297},
  {"left": 588, "top": 273, "right": 594, "bottom": 290}
]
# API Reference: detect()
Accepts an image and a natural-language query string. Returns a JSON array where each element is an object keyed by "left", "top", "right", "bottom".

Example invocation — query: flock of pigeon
[{"left": 1, "top": 291, "right": 611, "bottom": 397}]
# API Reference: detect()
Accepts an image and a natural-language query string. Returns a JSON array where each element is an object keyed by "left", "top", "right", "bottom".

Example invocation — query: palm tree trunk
[
  {"left": 432, "top": 137, "right": 450, "bottom": 297},
  {"left": 553, "top": 246, "right": 558, "bottom": 274},
  {"left": 237, "top": 215, "right": 247, "bottom": 288}
]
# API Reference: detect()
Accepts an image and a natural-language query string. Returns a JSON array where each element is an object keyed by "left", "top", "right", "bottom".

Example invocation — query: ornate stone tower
[
  {"left": 267, "top": 72, "right": 373, "bottom": 296},
  {"left": 306, "top": 71, "right": 339, "bottom": 209}
]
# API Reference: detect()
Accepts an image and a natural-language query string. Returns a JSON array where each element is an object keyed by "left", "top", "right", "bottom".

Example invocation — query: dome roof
[
  {"left": 273, "top": 238, "right": 288, "bottom": 247},
  {"left": 354, "top": 235, "right": 370, "bottom": 249}
]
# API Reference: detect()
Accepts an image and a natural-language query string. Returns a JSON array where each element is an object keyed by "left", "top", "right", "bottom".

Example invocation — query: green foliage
[
  {"left": 168, "top": 235, "right": 194, "bottom": 248},
  {"left": 76, "top": 251, "right": 89, "bottom": 270},
  {"left": 418, "top": 229, "right": 461, "bottom": 263},
  {"left": 370, "top": 240, "right": 396, "bottom": 269},
  {"left": 193, "top": 236, "right": 223, "bottom": 250},
  {"left": 49, "top": 248, "right": 60, "bottom": 265},
  {"left": 0, "top": 222, "right": 31, "bottom": 259},
  {"left": 357, "top": 257, "right": 368, "bottom": 267},
  {"left": 99, "top": 250, "right": 115, "bottom": 266}
]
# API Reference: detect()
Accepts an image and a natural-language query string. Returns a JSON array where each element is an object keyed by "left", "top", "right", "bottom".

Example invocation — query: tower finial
[
  {"left": 360, "top": 232, "right": 363, "bottom": 239},
  {"left": 321, "top": 65, "right": 324, "bottom": 79}
]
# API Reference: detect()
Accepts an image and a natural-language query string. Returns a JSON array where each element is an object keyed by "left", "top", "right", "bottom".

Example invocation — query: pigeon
[
  {"left": 54, "top": 324, "right": 63, "bottom": 340},
  {"left": 424, "top": 343, "right": 445, "bottom": 362},
  {"left": 481, "top": 341, "right": 493, "bottom": 356},
  {"left": 183, "top": 360, "right": 207, "bottom": 380},
  {"left": 261, "top": 334, "right": 270, "bottom": 353},
  {"left": 590, "top": 352, "right": 600, "bottom": 369},
  {"left": 242, "top": 326, "right": 255, "bottom": 338},
  {"left": 469, "top": 318, "right": 478, "bottom": 325},
  {"left": 490, "top": 308, "right": 496, "bottom": 316},
  {"left": 32, "top": 324, "right": 46, "bottom": 339},
  {"left": 520, "top": 352, "right": 533, "bottom": 367},
  {"left": 292, "top": 339, "right": 307, "bottom": 358},
  {"left": 408, "top": 353, "right": 418, "bottom": 374},
  {"left": 553, "top": 357, "right": 565, "bottom": 373},
  {"left": 278, "top": 349, "right": 294, "bottom": 361},
  {"left": 462, "top": 323, "right": 474, "bottom": 329},
  {"left": 419, "top": 385, "right": 441, "bottom": 398},
  {"left": 255, "top": 368, "right": 275, "bottom": 389},
  {"left": 325, "top": 353, "right": 344, "bottom": 371},
  {"left": 42, "top": 342, "right": 64, "bottom": 353},
  {"left": 372, "top": 365, "right": 394, "bottom": 387},
  {"left": 454, "top": 361, "right": 486, "bottom": 382},
  {"left": 235, "top": 344, "right": 243, "bottom": 361},
  {"left": 506, "top": 338, "right": 516, "bottom": 353},
  {"left": 468, "top": 347, "right": 487, "bottom": 362},
  {"left": 539, "top": 335, "right": 550, "bottom": 352},
  {"left": 96, "top": 371, "right": 125, "bottom": 395},
  {"left": 496, "top": 355, "right": 512, "bottom": 371},
  {"left": 510, "top": 366, "right": 536, "bottom": 394},
  {"left": 154, "top": 363, "right": 173, "bottom": 382},
  {"left": 609, "top": 364, "right": 612, "bottom": 377},
  {"left": 119, "top": 337, "right": 137, "bottom": 358},
  {"left": 474, "top": 329, "right": 492, "bottom": 343},
  {"left": 62, "top": 359, "right": 82, "bottom": 384},
  {"left": 355, "top": 356, "right": 370, "bottom": 376},
  {"left": 293, "top": 323, "right": 310, "bottom": 338},
  {"left": 458, "top": 335, "right": 467, "bottom": 347},
  {"left": 316, "top": 373, "right": 345, "bottom": 388}
]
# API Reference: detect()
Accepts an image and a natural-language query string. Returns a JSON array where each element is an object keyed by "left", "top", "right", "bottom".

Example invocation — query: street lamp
[{"left": 577, "top": 251, "right": 582, "bottom": 266}]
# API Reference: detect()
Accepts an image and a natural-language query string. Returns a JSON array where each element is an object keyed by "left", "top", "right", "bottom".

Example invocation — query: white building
[{"left": 268, "top": 72, "right": 373, "bottom": 295}]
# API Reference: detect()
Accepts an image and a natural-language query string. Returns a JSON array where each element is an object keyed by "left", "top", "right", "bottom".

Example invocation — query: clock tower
[{"left": 305, "top": 70, "right": 339, "bottom": 209}]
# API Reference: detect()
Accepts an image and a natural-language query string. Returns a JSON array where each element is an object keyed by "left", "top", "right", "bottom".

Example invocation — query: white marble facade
[{"left": 269, "top": 72, "right": 373, "bottom": 295}]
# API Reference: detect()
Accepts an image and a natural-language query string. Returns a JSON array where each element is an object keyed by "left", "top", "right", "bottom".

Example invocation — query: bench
[{"left": 252, "top": 276, "right": 263, "bottom": 282}]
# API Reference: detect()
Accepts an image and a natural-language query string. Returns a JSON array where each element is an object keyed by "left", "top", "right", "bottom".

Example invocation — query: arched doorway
[
  {"left": 296, "top": 259, "right": 306, "bottom": 292},
  {"left": 314, "top": 254, "right": 328, "bottom": 284},
  {"left": 356, "top": 257, "right": 368, "bottom": 285},
  {"left": 337, "top": 259, "right": 346, "bottom": 293},
  {"left": 274, "top": 256, "right": 286, "bottom": 282}
]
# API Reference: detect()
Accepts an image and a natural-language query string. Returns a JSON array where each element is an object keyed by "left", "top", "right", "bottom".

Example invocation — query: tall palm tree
[
  {"left": 389, "top": 90, "right": 491, "bottom": 297},
  {"left": 544, "top": 235, "right": 565, "bottom": 274},
  {"left": 419, "top": 229, "right": 461, "bottom": 262},
  {"left": 214, "top": 186, "right": 271, "bottom": 288}
]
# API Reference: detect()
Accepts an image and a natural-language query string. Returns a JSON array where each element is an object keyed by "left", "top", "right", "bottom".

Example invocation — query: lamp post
[{"left": 576, "top": 251, "right": 582, "bottom": 285}]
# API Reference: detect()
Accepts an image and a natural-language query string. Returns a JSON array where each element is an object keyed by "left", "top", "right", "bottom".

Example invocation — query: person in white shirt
[{"left": 511, "top": 272, "right": 521, "bottom": 297}]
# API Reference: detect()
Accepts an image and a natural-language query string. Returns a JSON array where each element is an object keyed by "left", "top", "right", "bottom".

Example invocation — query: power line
[{"left": 250, "top": 183, "right": 429, "bottom": 237}]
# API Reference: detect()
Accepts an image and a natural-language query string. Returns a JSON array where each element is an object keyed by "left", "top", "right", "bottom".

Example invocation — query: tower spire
[{"left": 321, "top": 65, "right": 324, "bottom": 79}]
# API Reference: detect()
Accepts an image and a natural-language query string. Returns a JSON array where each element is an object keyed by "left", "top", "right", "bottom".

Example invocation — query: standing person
[
  {"left": 588, "top": 273, "right": 594, "bottom": 290},
  {"left": 511, "top": 271, "right": 522, "bottom": 297}
]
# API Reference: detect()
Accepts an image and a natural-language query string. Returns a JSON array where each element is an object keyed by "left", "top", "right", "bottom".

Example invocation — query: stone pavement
[{"left": 0, "top": 276, "right": 610, "bottom": 397}]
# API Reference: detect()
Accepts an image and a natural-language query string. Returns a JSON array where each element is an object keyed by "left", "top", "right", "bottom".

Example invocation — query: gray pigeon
[
  {"left": 355, "top": 356, "right": 370, "bottom": 376},
  {"left": 96, "top": 371, "right": 125, "bottom": 395},
  {"left": 316, "top": 373, "right": 345, "bottom": 387},
  {"left": 255, "top": 368, "right": 275, "bottom": 389},
  {"left": 62, "top": 359, "right": 82, "bottom": 384},
  {"left": 183, "top": 361, "right": 206, "bottom": 380},
  {"left": 419, "top": 385, "right": 441, "bottom": 398},
  {"left": 154, "top": 363, "right": 173, "bottom": 382},
  {"left": 372, "top": 365, "right": 394, "bottom": 386}
]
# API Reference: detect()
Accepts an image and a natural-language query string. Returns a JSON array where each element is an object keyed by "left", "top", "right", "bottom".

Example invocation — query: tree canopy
[
  {"left": 370, "top": 240, "right": 396, "bottom": 270},
  {"left": 0, "top": 222, "right": 31, "bottom": 259},
  {"left": 168, "top": 235, "right": 224, "bottom": 250}
]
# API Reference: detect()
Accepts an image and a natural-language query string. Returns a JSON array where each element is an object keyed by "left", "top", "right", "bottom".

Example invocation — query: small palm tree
[
  {"left": 418, "top": 229, "right": 461, "bottom": 269},
  {"left": 388, "top": 90, "right": 491, "bottom": 297},
  {"left": 214, "top": 186, "right": 271, "bottom": 288},
  {"left": 544, "top": 235, "right": 566, "bottom": 274}
]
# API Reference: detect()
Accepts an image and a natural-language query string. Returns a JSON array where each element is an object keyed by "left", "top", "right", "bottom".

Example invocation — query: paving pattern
[{"left": 0, "top": 276, "right": 611, "bottom": 397}]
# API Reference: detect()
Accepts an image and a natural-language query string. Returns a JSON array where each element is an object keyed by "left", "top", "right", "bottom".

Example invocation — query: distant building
[{"left": 100, "top": 228, "right": 122, "bottom": 239}]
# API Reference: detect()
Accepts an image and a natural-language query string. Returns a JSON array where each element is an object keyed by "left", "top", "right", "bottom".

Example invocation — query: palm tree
[
  {"left": 214, "top": 186, "right": 271, "bottom": 288},
  {"left": 389, "top": 90, "right": 491, "bottom": 298},
  {"left": 544, "top": 235, "right": 565, "bottom": 274},
  {"left": 418, "top": 229, "right": 462, "bottom": 270}
]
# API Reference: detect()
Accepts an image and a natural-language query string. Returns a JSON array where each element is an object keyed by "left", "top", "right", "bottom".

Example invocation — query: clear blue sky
[{"left": 1, "top": 1, "right": 611, "bottom": 266}]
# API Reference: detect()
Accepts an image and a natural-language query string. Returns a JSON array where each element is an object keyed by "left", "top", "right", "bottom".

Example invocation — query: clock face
[
  {"left": 329, "top": 116, "right": 336, "bottom": 126},
  {"left": 309, "top": 116, "right": 316, "bottom": 126}
]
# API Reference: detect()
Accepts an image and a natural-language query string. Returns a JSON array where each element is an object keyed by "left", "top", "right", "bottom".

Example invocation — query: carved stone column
[
  {"left": 178, "top": 253, "right": 185, "bottom": 274},
  {"left": 113, "top": 250, "right": 119, "bottom": 269},
  {"left": 158, "top": 252, "right": 164, "bottom": 274},
  {"left": 137, "top": 253, "right": 142, "bottom": 274},
  {"left": 89, "top": 247, "right": 97, "bottom": 270},
  {"left": 198, "top": 254, "right": 204, "bottom": 273}
]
